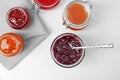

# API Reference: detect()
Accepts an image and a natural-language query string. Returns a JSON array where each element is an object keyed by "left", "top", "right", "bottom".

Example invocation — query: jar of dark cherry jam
[{"left": 51, "top": 33, "right": 85, "bottom": 68}]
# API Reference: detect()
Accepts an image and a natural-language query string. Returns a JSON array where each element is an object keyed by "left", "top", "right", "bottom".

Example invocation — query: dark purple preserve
[{"left": 51, "top": 33, "right": 84, "bottom": 67}]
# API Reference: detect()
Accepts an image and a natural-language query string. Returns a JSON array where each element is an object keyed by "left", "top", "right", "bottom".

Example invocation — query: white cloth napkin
[{"left": 0, "top": 0, "right": 50, "bottom": 70}]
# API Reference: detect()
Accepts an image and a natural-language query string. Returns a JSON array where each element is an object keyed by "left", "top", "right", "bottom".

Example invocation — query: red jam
[
  {"left": 51, "top": 33, "right": 84, "bottom": 67},
  {"left": 34, "top": 0, "right": 60, "bottom": 9},
  {"left": 7, "top": 7, "right": 30, "bottom": 30},
  {"left": 0, "top": 33, "right": 24, "bottom": 57}
]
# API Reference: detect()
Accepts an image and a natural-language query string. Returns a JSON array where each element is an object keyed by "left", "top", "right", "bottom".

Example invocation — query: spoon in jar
[{"left": 69, "top": 43, "right": 114, "bottom": 50}]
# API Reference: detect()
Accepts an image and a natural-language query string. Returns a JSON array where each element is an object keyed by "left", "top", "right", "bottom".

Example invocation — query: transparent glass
[
  {"left": 0, "top": 0, "right": 51, "bottom": 70},
  {"left": 7, "top": 7, "right": 31, "bottom": 30},
  {"left": 63, "top": 1, "right": 93, "bottom": 30},
  {"left": 51, "top": 33, "right": 114, "bottom": 68},
  {"left": 51, "top": 33, "right": 85, "bottom": 68},
  {"left": 34, "top": 0, "right": 60, "bottom": 10}
]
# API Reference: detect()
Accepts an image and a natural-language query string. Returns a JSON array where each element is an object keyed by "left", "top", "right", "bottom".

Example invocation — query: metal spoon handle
[{"left": 72, "top": 43, "right": 114, "bottom": 49}]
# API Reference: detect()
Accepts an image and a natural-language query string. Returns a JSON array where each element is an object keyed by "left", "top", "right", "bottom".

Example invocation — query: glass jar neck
[{"left": 31, "top": 3, "right": 41, "bottom": 14}]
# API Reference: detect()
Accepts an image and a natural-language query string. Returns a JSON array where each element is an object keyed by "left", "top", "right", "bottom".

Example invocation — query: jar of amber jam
[
  {"left": 51, "top": 33, "right": 85, "bottom": 68},
  {"left": 63, "top": 1, "right": 92, "bottom": 30}
]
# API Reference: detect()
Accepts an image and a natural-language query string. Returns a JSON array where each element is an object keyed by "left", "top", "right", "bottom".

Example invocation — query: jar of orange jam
[
  {"left": 63, "top": 1, "right": 92, "bottom": 30},
  {"left": 0, "top": 33, "right": 24, "bottom": 57}
]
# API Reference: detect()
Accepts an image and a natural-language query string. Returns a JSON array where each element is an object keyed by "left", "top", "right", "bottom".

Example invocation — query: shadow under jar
[
  {"left": 63, "top": 1, "right": 92, "bottom": 30},
  {"left": 51, "top": 33, "right": 85, "bottom": 68}
]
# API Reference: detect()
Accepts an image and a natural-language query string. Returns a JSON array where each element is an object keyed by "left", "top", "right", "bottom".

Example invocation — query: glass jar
[
  {"left": 51, "top": 33, "right": 114, "bottom": 68},
  {"left": 7, "top": 7, "right": 31, "bottom": 30},
  {"left": 34, "top": 0, "right": 60, "bottom": 10},
  {"left": 51, "top": 33, "right": 85, "bottom": 68},
  {"left": 6, "top": 0, "right": 60, "bottom": 30},
  {"left": 63, "top": 0, "right": 92, "bottom": 30},
  {"left": 0, "top": 32, "right": 24, "bottom": 57}
]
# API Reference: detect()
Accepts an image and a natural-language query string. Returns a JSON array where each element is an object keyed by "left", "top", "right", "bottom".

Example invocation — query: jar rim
[
  {"left": 50, "top": 33, "right": 85, "bottom": 68},
  {"left": 63, "top": 1, "right": 91, "bottom": 29},
  {"left": 34, "top": 0, "right": 60, "bottom": 9},
  {"left": 7, "top": 7, "right": 30, "bottom": 29}
]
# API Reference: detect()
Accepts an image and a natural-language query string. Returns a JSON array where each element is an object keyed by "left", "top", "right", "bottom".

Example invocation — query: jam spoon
[{"left": 69, "top": 43, "right": 114, "bottom": 50}]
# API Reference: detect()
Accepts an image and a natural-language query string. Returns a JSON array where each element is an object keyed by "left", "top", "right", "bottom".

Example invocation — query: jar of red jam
[
  {"left": 7, "top": 7, "right": 31, "bottom": 30},
  {"left": 0, "top": 32, "right": 24, "bottom": 57},
  {"left": 51, "top": 33, "right": 85, "bottom": 68},
  {"left": 34, "top": 0, "right": 60, "bottom": 10},
  {"left": 63, "top": 1, "right": 92, "bottom": 30}
]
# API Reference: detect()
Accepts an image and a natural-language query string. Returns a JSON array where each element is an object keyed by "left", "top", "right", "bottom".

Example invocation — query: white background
[{"left": 0, "top": 0, "right": 120, "bottom": 80}]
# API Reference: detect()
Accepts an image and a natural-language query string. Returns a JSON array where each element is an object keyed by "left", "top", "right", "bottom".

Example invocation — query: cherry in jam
[
  {"left": 51, "top": 33, "right": 85, "bottom": 68},
  {"left": 7, "top": 7, "right": 30, "bottom": 30},
  {"left": 0, "top": 33, "right": 24, "bottom": 57},
  {"left": 34, "top": 0, "right": 60, "bottom": 9}
]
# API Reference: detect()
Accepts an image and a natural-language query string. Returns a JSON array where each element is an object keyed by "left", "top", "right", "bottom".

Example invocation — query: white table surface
[{"left": 0, "top": 0, "right": 120, "bottom": 80}]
